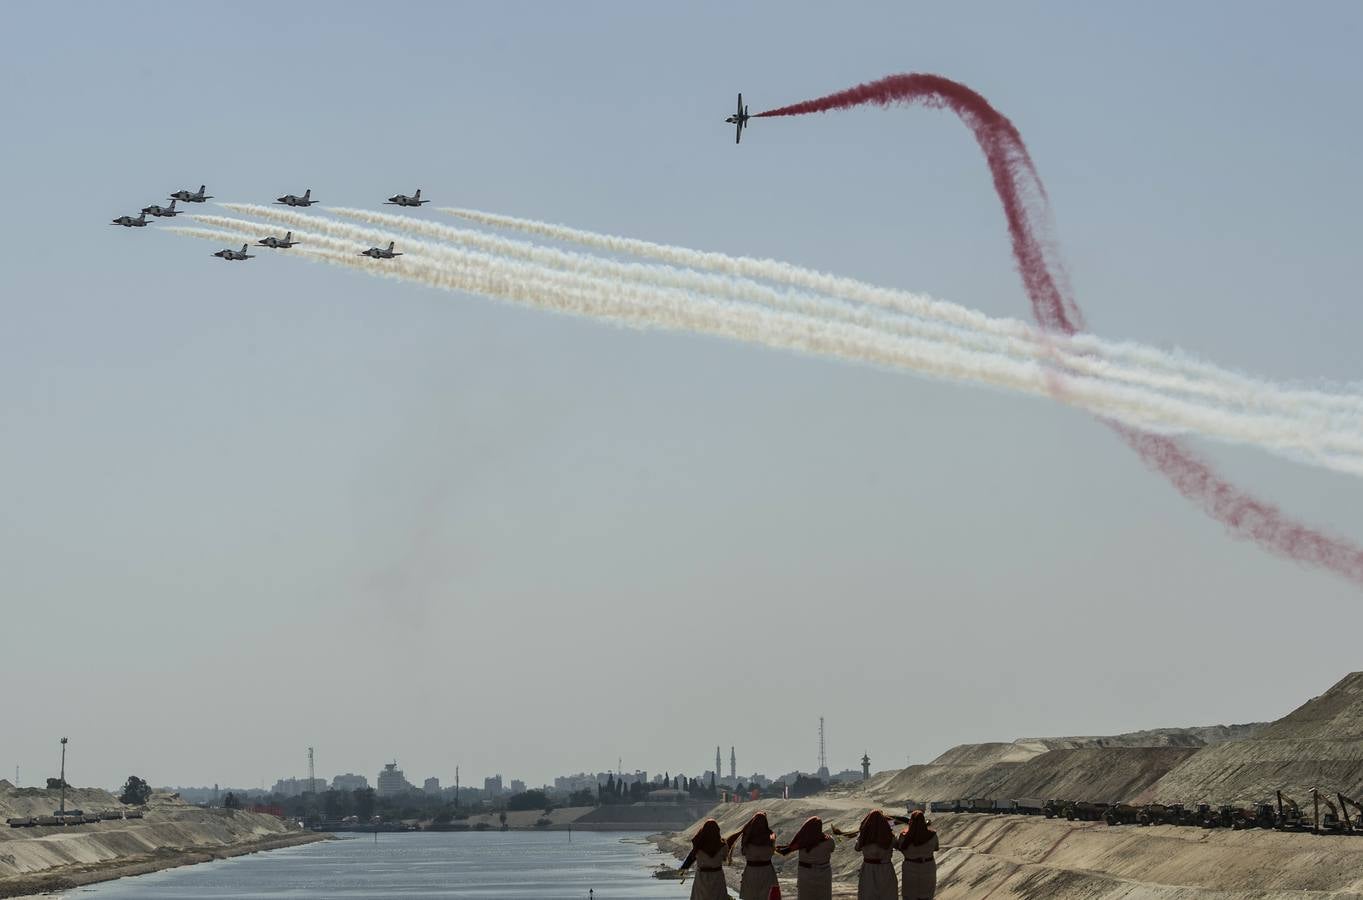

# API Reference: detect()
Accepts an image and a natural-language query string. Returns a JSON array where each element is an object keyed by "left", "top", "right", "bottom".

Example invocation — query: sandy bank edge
[{"left": 0, "top": 830, "right": 328, "bottom": 899}]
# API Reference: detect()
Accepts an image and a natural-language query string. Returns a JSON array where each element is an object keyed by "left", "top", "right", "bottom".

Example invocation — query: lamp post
[{"left": 58, "top": 737, "right": 68, "bottom": 815}]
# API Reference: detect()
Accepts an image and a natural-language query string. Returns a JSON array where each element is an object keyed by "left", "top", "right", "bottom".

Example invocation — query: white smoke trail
[
  {"left": 173, "top": 213, "right": 1363, "bottom": 473},
  {"left": 242, "top": 204, "right": 1359, "bottom": 443},
  {"left": 440, "top": 206, "right": 1363, "bottom": 419}
]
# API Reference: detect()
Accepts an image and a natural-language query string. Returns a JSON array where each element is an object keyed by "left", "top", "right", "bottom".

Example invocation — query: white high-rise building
[{"left": 376, "top": 762, "right": 413, "bottom": 797}]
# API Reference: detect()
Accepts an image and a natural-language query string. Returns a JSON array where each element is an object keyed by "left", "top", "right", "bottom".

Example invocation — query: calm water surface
[{"left": 63, "top": 831, "right": 692, "bottom": 899}]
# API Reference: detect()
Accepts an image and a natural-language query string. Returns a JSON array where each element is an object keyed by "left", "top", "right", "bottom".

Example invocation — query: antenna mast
[{"left": 818, "top": 717, "right": 827, "bottom": 773}]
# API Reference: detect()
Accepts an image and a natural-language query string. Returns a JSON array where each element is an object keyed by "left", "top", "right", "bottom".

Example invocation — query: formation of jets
[{"left": 109, "top": 185, "right": 428, "bottom": 263}]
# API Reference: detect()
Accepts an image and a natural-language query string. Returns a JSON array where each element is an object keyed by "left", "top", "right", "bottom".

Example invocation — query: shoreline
[{"left": 0, "top": 830, "right": 327, "bottom": 899}]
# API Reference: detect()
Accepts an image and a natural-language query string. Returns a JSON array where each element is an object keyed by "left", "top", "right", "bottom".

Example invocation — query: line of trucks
[
  {"left": 922, "top": 789, "right": 1363, "bottom": 835},
  {"left": 6, "top": 808, "right": 145, "bottom": 828}
]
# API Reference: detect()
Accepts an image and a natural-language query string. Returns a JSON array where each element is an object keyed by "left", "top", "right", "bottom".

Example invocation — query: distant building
[
  {"left": 552, "top": 773, "right": 599, "bottom": 794},
  {"left": 272, "top": 777, "right": 321, "bottom": 797},
  {"left": 829, "top": 769, "right": 865, "bottom": 784},
  {"left": 424, "top": 777, "right": 441, "bottom": 796},
  {"left": 376, "top": 762, "right": 414, "bottom": 798},
  {"left": 483, "top": 775, "right": 503, "bottom": 797},
  {"left": 332, "top": 773, "right": 369, "bottom": 792},
  {"left": 509, "top": 779, "right": 526, "bottom": 795}
]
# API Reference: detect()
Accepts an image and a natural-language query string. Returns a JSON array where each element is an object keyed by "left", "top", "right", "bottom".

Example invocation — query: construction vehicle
[
  {"left": 1276, "top": 791, "right": 1312, "bottom": 832},
  {"left": 1337, "top": 793, "right": 1363, "bottom": 835},
  {"left": 1311, "top": 789, "right": 1346, "bottom": 834},
  {"left": 1103, "top": 804, "right": 1140, "bottom": 826},
  {"left": 1229, "top": 803, "right": 1276, "bottom": 830},
  {"left": 1191, "top": 803, "right": 1221, "bottom": 828},
  {"left": 1065, "top": 801, "right": 1110, "bottom": 822}
]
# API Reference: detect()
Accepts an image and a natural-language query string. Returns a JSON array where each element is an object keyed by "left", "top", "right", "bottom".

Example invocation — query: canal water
[{"left": 62, "top": 830, "right": 692, "bottom": 899}]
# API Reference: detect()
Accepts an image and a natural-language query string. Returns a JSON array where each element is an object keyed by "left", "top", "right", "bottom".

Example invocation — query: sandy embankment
[
  {"left": 0, "top": 784, "right": 325, "bottom": 898},
  {"left": 656, "top": 672, "right": 1363, "bottom": 898},
  {"left": 661, "top": 799, "right": 1363, "bottom": 899}
]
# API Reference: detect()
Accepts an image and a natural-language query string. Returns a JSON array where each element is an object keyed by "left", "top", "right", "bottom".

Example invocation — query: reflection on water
[{"left": 67, "top": 830, "right": 689, "bottom": 899}]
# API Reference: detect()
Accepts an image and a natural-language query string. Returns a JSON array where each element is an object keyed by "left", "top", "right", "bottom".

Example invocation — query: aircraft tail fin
[
  {"left": 241, "top": 244, "right": 248, "bottom": 253},
  {"left": 198, "top": 185, "right": 205, "bottom": 195},
  {"left": 285, "top": 231, "right": 292, "bottom": 242},
  {"left": 169, "top": 199, "right": 176, "bottom": 209},
  {"left": 414, "top": 189, "right": 421, "bottom": 200},
  {"left": 303, "top": 189, "right": 311, "bottom": 200},
  {"left": 387, "top": 241, "right": 395, "bottom": 252}
]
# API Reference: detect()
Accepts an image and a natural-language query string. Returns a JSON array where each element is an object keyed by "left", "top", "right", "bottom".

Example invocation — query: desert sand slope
[
  {"left": 660, "top": 801, "right": 1363, "bottom": 899},
  {"left": 1151, "top": 672, "right": 1363, "bottom": 804},
  {"left": 988, "top": 747, "right": 1200, "bottom": 804},
  {"left": 857, "top": 742, "right": 1047, "bottom": 803},
  {"left": 860, "top": 743, "right": 1201, "bottom": 807},
  {"left": 0, "top": 783, "right": 320, "bottom": 897}
]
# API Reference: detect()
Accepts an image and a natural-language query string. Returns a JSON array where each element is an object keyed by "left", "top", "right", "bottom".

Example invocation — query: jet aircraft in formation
[
  {"left": 141, "top": 199, "right": 183, "bottom": 218},
  {"left": 212, "top": 244, "right": 255, "bottom": 261},
  {"left": 110, "top": 212, "right": 149, "bottom": 227},
  {"left": 725, "top": 93, "right": 750, "bottom": 144},
  {"left": 359, "top": 241, "right": 402, "bottom": 260},
  {"left": 385, "top": 189, "right": 429, "bottom": 207},
  {"left": 257, "top": 231, "right": 299, "bottom": 249},
  {"left": 275, "top": 189, "right": 316, "bottom": 207},
  {"left": 169, "top": 185, "right": 213, "bottom": 203}
]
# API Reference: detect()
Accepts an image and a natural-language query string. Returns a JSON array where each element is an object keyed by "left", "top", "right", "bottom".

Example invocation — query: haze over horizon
[{"left": 3, "top": 0, "right": 1361, "bottom": 792}]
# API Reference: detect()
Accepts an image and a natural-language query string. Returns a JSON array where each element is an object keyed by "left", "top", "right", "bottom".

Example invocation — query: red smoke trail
[{"left": 759, "top": 73, "right": 1363, "bottom": 585}]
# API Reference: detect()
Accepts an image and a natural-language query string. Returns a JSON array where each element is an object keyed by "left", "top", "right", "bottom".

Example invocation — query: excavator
[
  {"left": 1312, "top": 789, "right": 1346, "bottom": 834},
  {"left": 1276, "top": 791, "right": 1312, "bottom": 832},
  {"left": 1336, "top": 792, "right": 1363, "bottom": 835}
]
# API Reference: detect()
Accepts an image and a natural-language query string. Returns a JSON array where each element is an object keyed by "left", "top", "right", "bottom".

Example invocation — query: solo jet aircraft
[
  {"left": 275, "top": 189, "right": 316, "bottom": 207},
  {"left": 141, "top": 199, "right": 182, "bottom": 218},
  {"left": 725, "top": 93, "right": 750, "bottom": 144},
  {"left": 385, "top": 189, "right": 429, "bottom": 207},
  {"left": 359, "top": 241, "right": 402, "bottom": 259},
  {"left": 257, "top": 231, "right": 298, "bottom": 249},
  {"left": 212, "top": 244, "right": 255, "bottom": 261},
  {"left": 110, "top": 212, "right": 149, "bottom": 227},
  {"left": 169, "top": 185, "right": 212, "bottom": 203}
]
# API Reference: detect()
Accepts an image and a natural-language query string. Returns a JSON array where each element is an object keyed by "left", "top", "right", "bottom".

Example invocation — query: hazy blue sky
[{"left": 3, "top": 1, "right": 1361, "bottom": 792}]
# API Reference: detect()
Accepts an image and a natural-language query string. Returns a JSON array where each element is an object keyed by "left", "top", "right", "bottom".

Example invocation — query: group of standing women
[{"left": 678, "top": 809, "right": 939, "bottom": 900}]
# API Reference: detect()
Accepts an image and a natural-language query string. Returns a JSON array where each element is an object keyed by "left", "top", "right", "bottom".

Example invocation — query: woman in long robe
[
  {"left": 894, "top": 810, "right": 940, "bottom": 900},
  {"left": 778, "top": 816, "right": 834, "bottom": 900},
  {"left": 731, "top": 810, "right": 779, "bottom": 900},
  {"left": 855, "top": 809, "right": 898, "bottom": 899},
  {"left": 679, "top": 818, "right": 729, "bottom": 900}
]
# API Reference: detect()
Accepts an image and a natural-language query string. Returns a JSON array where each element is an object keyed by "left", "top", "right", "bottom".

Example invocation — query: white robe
[
  {"left": 739, "top": 842, "right": 778, "bottom": 900},
  {"left": 689, "top": 848, "right": 729, "bottom": 900},
  {"left": 795, "top": 837, "right": 834, "bottom": 900},
  {"left": 858, "top": 842, "right": 898, "bottom": 899}
]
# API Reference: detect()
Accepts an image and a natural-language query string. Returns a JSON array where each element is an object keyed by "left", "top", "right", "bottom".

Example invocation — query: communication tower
[
  {"left": 730, "top": 746, "right": 736, "bottom": 781},
  {"left": 817, "top": 718, "right": 829, "bottom": 781},
  {"left": 307, "top": 746, "right": 316, "bottom": 793}
]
